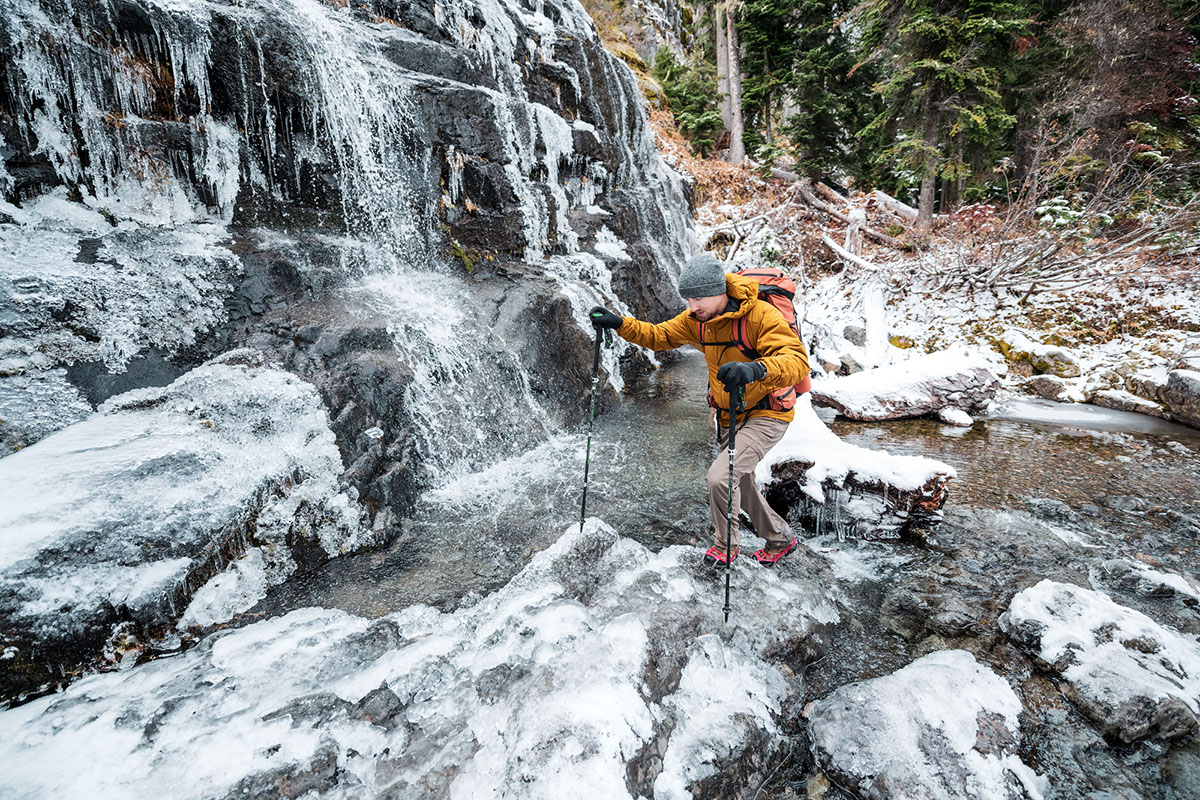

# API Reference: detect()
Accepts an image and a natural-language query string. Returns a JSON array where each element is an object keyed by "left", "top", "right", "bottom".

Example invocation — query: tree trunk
[
  {"left": 954, "top": 132, "right": 965, "bottom": 210},
  {"left": 725, "top": 2, "right": 745, "bottom": 164},
  {"left": 715, "top": 5, "right": 731, "bottom": 132},
  {"left": 916, "top": 92, "right": 939, "bottom": 231},
  {"left": 764, "top": 93, "right": 773, "bottom": 144}
]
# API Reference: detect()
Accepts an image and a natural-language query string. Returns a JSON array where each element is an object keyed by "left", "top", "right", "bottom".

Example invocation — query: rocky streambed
[{"left": 3, "top": 353, "right": 1198, "bottom": 799}]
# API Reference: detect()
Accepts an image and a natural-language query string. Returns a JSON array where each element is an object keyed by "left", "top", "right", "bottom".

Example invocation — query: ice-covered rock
[
  {"left": 1090, "top": 559, "right": 1200, "bottom": 605},
  {"left": 1022, "top": 374, "right": 1076, "bottom": 403},
  {"left": 0, "top": 520, "right": 837, "bottom": 799},
  {"left": 810, "top": 348, "right": 1001, "bottom": 422},
  {"left": 1000, "top": 580, "right": 1200, "bottom": 744},
  {"left": 1088, "top": 388, "right": 1168, "bottom": 419},
  {"left": 758, "top": 396, "right": 956, "bottom": 539},
  {"left": 0, "top": 352, "right": 370, "bottom": 703},
  {"left": 1161, "top": 369, "right": 1200, "bottom": 429},
  {"left": 808, "top": 649, "right": 1045, "bottom": 800},
  {"left": 937, "top": 406, "right": 973, "bottom": 427},
  {"left": 0, "top": 0, "right": 692, "bottom": 531},
  {"left": 998, "top": 329, "right": 1082, "bottom": 378}
]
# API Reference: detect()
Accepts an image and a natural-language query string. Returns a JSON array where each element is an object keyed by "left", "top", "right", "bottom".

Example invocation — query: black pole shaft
[
  {"left": 580, "top": 325, "right": 603, "bottom": 533},
  {"left": 723, "top": 390, "right": 738, "bottom": 623}
]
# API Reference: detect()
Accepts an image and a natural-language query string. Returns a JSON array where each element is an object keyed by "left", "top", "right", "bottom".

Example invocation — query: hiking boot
[
  {"left": 703, "top": 546, "right": 739, "bottom": 566},
  {"left": 752, "top": 539, "right": 797, "bottom": 566}
]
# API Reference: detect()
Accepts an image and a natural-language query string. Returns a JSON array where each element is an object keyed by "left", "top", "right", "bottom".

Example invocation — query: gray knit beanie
[{"left": 677, "top": 253, "right": 728, "bottom": 298}]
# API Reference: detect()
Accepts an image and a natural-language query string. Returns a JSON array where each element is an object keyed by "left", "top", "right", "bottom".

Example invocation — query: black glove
[
  {"left": 589, "top": 306, "right": 623, "bottom": 330},
  {"left": 717, "top": 361, "right": 766, "bottom": 389}
]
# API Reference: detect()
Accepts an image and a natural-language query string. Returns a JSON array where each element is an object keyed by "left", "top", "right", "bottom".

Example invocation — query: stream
[{"left": 251, "top": 349, "right": 1200, "bottom": 798}]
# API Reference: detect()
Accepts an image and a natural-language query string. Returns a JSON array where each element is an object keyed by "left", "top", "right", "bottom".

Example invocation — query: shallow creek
[{"left": 252, "top": 351, "right": 1200, "bottom": 798}]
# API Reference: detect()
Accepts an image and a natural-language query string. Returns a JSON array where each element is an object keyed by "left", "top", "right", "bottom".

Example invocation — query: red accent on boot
[
  {"left": 703, "top": 546, "right": 739, "bottom": 565},
  {"left": 752, "top": 539, "right": 797, "bottom": 565}
]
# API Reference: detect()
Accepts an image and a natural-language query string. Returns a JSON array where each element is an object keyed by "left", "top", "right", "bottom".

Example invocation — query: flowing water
[{"left": 254, "top": 352, "right": 1200, "bottom": 621}]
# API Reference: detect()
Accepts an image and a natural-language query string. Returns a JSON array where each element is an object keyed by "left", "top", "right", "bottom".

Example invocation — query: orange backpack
[{"left": 699, "top": 267, "right": 812, "bottom": 412}]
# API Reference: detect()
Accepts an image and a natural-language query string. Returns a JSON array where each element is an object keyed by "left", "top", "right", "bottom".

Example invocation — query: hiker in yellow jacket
[{"left": 590, "top": 253, "right": 810, "bottom": 566}]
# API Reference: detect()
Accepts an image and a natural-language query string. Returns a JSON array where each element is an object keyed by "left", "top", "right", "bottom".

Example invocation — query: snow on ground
[
  {"left": 808, "top": 649, "right": 1045, "bottom": 800},
  {"left": 796, "top": 247, "right": 1200, "bottom": 429},
  {"left": 1001, "top": 580, "right": 1200, "bottom": 743},
  {"left": 0, "top": 520, "right": 837, "bottom": 800},
  {"left": 757, "top": 395, "right": 956, "bottom": 503},
  {"left": 0, "top": 351, "right": 368, "bottom": 692}
]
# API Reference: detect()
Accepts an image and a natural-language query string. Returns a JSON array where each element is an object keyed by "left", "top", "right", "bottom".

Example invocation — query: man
[{"left": 589, "top": 253, "right": 810, "bottom": 566}]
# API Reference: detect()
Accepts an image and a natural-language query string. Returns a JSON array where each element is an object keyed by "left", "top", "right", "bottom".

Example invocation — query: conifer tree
[{"left": 856, "top": 0, "right": 1035, "bottom": 226}]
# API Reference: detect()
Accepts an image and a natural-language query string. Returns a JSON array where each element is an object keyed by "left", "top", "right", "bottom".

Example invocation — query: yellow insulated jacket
[{"left": 616, "top": 272, "right": 810, "bottom": 425}]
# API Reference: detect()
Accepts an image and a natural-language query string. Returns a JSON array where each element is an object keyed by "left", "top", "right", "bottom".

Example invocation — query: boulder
[
  {"left": 0, "top": 521, "right": 838, "bottom": 799},
  {"left": 1088, "top": 389, "right": 1169, "bottom": 419},
  {"left": 1023, "top": 374, "right": 1075, "bottom": 402},
  {"left": 1124, "top": 369, "right": 1169, "bottom": 404},
  {"left": 759, "top": 397, "right": 956, "bottom": 539},
  {"left": 1161, "top": 369, "right": 1200, "bottom": 429},
  {"left": 1000, "top": 580, "right": 1200, "bottom": 744},
  {"left": 0, "top": 353, "right": 371, "bottom": 703},
  {"left": 998, "top": 329, "right": 1082, "bottom": 378},
  {"left": 808, "top": 649, "right": 1044, "bottom": 800},
  {"left": 1090, "top": 559, "right": 1200, "bottom": 604},
  {"left": 937, "top": 407, "right": 973, "bottom": 427},
  {"left": 811, "top": 348, "right": 1001, "bottom": 422}
]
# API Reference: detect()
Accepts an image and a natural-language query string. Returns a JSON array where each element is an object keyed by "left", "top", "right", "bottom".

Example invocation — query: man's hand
[
  {"left": 589, "top": 306, "right": 623, "bottom": 330},
  {"left": 717, "top": 361, "right": 766, "bottom": 389}
]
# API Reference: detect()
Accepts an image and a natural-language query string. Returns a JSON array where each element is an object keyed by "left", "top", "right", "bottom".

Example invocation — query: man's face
[{"left": 687, "top": 293, "right": 728, "bottom": 322}]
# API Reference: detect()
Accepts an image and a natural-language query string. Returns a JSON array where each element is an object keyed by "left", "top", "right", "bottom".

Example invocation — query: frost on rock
[
  {"left": 0, "top": 192, "right": 240, "bottom": 445},
  {"left": 0, "top": 520, "right": 837, "bottom": 800},
  {"left": 809, "top": 650, "right": 1045, "bottom": 800},
  {"left": 811, "top": 347, "right": 1002, "bottom": 422},
  {"left": 0, "top": 353, "right": 369, "bottom": 702},
  {"left": 758, "top": 396, "right": 956, "bottom": 539},
  {"left": 1000, "top": 580, "right": 1200, "bottom": 744}
]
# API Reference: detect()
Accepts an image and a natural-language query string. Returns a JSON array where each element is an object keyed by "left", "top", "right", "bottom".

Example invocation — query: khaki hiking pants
[{"left": 707, "top": 416, "right": 793, "bottom": 553}]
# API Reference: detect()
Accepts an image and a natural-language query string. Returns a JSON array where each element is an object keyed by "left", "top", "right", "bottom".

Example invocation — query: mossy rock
[
  {"left": 889, "top": 335, "right": 916, "bottom": 349},
  {"left": 608, "top": 43, "right": 646, "bottom": 72}
]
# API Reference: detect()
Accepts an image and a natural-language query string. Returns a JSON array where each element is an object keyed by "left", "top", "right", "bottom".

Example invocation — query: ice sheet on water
[
  {"left": 757, "top": 395, "right": 956, "bottom": 502},
  {"left": 810, "top": 649, "right": 1046, "bottom": 800},
  {"left": 0, "top": 520, "right": 837, "bottom": 800}
]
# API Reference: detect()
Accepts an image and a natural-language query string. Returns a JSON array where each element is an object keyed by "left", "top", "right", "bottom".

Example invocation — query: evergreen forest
[{"left": 633, "top": 0, "right": 1199, "bottom": 232}]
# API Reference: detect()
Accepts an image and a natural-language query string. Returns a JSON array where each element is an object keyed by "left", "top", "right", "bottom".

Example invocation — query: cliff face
[{"left": 1, "top": 0, "right": 694, "bottom": 523}]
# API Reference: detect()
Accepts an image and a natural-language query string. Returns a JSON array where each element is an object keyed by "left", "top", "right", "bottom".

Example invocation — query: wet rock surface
[
  {"left": 0, "top": 353, "right": 370, "bottom": 704},
  {"left": 811, "top": 348, "right": 1002, "bottom": 422}
]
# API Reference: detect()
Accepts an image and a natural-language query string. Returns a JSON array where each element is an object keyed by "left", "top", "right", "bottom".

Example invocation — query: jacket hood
[{"left": 716, "top": 272, "right": 760, "bottom": 320}]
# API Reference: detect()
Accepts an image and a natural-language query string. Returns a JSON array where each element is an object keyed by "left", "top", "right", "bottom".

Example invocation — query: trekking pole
[
  {"left": 723, "top": 384, "right": 744, "bottom": 623},
  {"left": 580, "top": 315, "right": 611, "bottom": 533}
]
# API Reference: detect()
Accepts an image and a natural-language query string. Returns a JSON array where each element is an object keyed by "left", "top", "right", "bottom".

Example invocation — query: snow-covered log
[
  {"left": 809, "top": 650, "right": 1045, "bottom": 799},
  {"left": 758, "top": 397, "right": 956, "bottom": 539},
  {"left": 810, "top": 348, "right": 1002, "bottom": 422},
  {"left": 868, "top": 189, "right": 919, "bottom": 223},
  {"left": 0, "top": 351, "right": 371, "bottom": 703},
  {"left": 1000, "top": 580, "right": 1200, "bottom": 744}
]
